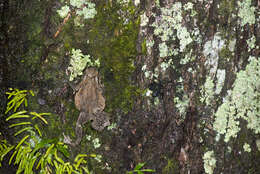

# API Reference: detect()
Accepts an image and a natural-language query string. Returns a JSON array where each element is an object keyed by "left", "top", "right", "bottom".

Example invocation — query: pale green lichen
[
  {"left": 159, "top": 42, "right": 169, "bottom": 58},
  {"left": 70, "top": 0, "right": 85, "bottom": 8},
  {"left": 203, "top": 151, "right": 216, "bottom": 174},
  {"left": 200, "top": 77, "right": 215, "bottom": 106},
  {"left": 174, "top": 94, "right": 189, "bottom": 117},
  {"left": 57, "top": 5, "right": 70, "bottom": 18},
  {"left": 140, "top": 12, "right": 149, "bottom": 27},
  {"left": 76, "top": 2, "right": 97, "bottom": 19},
  {"left": 152, "top": 2, "right": 194, "bottom": 57},
  {"left": 93, "top": 138, "right": 101, "bottom": 149},
  {"left": 174, "top": 77, "right": 190, "bottom": 119},
  {"left": 58, "top": 0, "right": 97, "bottom": 20},
  {"left": 246, "top": 35, "right": 256, "bottom": 51},
  {"left": 183, "top": 2, "right": 193, "bottom": 10},
  {"left": 107, "top": 123, "right": 117, "bottom": 130},
  {"left": 238, "top": 0, "right": 255, "bottom": 26},
  {"left": 180, "top": 50, "right": 195, "bottom": 65},
  {"left": 243, "top": 143, "right": 251, "bottom": 152},
  {"left": 67, "top": 48, "right": 100, "bottom": 81},
  {"left": 213, "top": 56, "right": 260, "bottom": 142}
]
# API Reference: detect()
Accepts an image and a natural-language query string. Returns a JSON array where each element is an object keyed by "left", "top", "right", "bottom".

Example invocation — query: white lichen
[
  {"left": 228, "top": 39, "right": 236, "bottom": 52},
  {"left": 243, "top": 143, "right": 251, "bottom": 152},
  {"left": 215, "top": 69, "right": 226, "bottom": 94},
  {"left": 200, "top": 77, "right": 215, "bottom": 106},
  {"left": 203, "top": 151, "right": 216, "bottom": 174},
  {"left": 140, "top": 12, "right": 149, "bottom": 27},
  {"left": 203, "top": 32, "right": 225, "bottom": 77},
  {"left": 238, "top": 0, "right": 256, "bottom": 27},
  {"left": 246, "top": 35, "right": 256, "bottom": 51}
]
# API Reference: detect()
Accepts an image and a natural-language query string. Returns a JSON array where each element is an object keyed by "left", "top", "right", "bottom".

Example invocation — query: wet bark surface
[{"left": 1, "top": 0, "right": 260, "bottom": 174}]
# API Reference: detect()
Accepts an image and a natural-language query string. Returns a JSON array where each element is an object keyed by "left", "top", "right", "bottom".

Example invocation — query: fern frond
[
  {"left": 30, "top": 112, "right": 49, "bottom": 124},
  {"left": 34, "top": 124, "right": 42, "bottom": 137},
  {"left": 44, "top": 144, "right": 55, "bottom": 158},
  {"left": 9, "top": 122, "right": 31, "bottom": 128},
  {"left": 9, "top": 149, "right": 17, "bottom": 165},
  {"left": 15, "top": 135, "right": 30, "bottom": 150},
  {"left": 6, "top": 110, "right": 29, "bottom": 121},
  {"left": 14, "top": 127, "right": 33, "bottom": 136}
]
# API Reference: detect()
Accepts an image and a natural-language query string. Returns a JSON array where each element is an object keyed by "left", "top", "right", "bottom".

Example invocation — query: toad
[{"left": 65, "top": 67, "right": 110, "bottom": 146}]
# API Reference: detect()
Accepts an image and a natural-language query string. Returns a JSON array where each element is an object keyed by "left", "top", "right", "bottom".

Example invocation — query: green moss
[
  {"left": 218, "top": 0, "right": 236, "bottom": 21},
  {"left": 86, "top": 2, "right": 141, "bottom": 113},
  {"left": 218, "top": 47, "right": 233, "bottom": 68},
  {"left": 141, "top": 39, "right": 147, "bottom": 55},
  {"left": 219, "top": 47, "right": 233, "bottom": 60},
  {"left": 162, "top": 158, "right": 179, "bottom": 174}
]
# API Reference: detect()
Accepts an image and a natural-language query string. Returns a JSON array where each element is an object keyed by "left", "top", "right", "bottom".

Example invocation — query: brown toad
[{"left": 69, "top": 68, "right": 110, "bottom": 145}]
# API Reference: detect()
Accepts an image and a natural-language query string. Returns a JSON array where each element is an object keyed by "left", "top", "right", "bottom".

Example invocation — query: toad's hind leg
[{"left": 75, "top": 112, "right": 90, "bottom": 145}]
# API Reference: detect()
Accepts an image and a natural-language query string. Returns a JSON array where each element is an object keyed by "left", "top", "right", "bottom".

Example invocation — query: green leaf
[
  {"left": 56, "top": 143, "right": 69, "bottom": 158},
  {"left": 75, "top": 157, "right": 84, "bottom": 169},
  {"left": 6, "top": 110, "right": 29, "bottom": 121},
  {"left": 141, "top": 169, "right": 155, "bottom": 172},
  {"left": 0, "top": 145, "right": 14, "bottom": 162},
  {"left": 74, "top": 154, "right": 88, "bottom": 162},
  {"left": 15, "top": 146, "right": 24, "bottom": 165},
  {"left": 9, "top": 122, "right": 31, "bottom": 128},
  {"left": 82, "top": 166, "right": 91, "bottom": 174},
  {"left": 134, "top": 163, "right": 145, "bottom": 170},
  {"left": 16, "top": 135, "right": 30, "bottom": 150},
  {"left": 29, "top": 90, "right": 35, "bottom": 96},
  {"left": 28, "top": 153, "right": 40, "bottom": 172},
  {"left": 14, "top": 97, "right": 25, "bottom": 112},
  {"left": 31, "top": 138, "right": 56, "bottom": 156},
  {"left": 34, "top": 124, "right": 42, "bottom": 137},
  {"left": 47, "top": 153, "right": 53, "bottom": 165},
  {"left": 54, "top": 149, "right": 64, "bottom": 164},
  {"left": 36, "top": 156, "right": 43, "bottom": 169},
  {"left": 5, "top": 101, "right": 15, "bottom": 114},
  {"left": 44, "top": 144, "right": 55, "bottom": 158},
  {"left": 30, "top": 112, "right": 48, "bottom": 124},
  {"left": 14, "top": 127, "right": 33, "bottom": 136},
  {"left": 9, "top": 149, "right": 17, "bottom": 165},
  {"left": 24, "top": 98, "right": 28, "bottom": 107}
]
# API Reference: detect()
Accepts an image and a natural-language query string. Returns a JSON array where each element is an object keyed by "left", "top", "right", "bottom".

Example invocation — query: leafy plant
[
  {"left": 5, "top": 88, "right": 34, "bottom": 114},
  {"left": 0, "top": 133, "right": 13, "bottom": 168},
  {"left": 127, "top": 162, "right": 155, "bottom": 174},
  {"left": 1, "top": 88, "right": 96, "bottom": 174}
]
